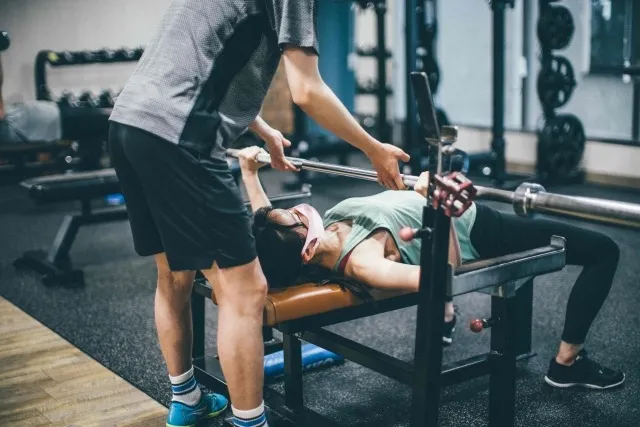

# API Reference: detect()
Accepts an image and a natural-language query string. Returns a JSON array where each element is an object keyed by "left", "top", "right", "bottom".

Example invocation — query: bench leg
[
  {"left": 489, "top": 294, "right": 518, "bottom": 427},
  {"left": 192, "top": 291, "right": 206, "bottom": 360},
  {"left": 283, "top": 333, "right": 304, "bottom": 409},
  {"left": 47, "top": 214, "right": 82, "bottom": 266},
  {"left": 515, "top": 278, "right": 534, "bottom": 356}
]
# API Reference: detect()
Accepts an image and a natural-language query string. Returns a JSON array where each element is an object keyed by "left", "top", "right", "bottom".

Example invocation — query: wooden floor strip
[{"left": 0, "top": 297, "right": 167, "bottom": 426}]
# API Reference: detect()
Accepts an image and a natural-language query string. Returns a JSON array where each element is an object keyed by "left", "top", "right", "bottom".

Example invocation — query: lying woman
[{"left": 237, "top": 146, "right": 625, "bottom": 391}]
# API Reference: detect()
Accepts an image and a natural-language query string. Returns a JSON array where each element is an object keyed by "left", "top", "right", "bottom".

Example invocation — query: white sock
[
  {"left": 169, "top": 366, "right": 202, "bottom": 407},
  {"left": 232, "top": 401, "right": 269, "bottom": 427}
]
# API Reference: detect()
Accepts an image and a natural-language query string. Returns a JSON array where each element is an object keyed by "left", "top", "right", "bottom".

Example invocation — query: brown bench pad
[{"left": 207, "top": 281, "right": 408, "bottom": 326}]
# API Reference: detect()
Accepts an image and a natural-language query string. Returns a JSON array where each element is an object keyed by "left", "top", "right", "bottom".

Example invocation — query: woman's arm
[
  {"left": 349, "top": 256, "right": 421, "bottom": 292},
  {"left": 413, "top": 171, "right": 463, "bottom": 266},
  {"left": 237, "top": 146, "right": 271, "bottom": 212}
]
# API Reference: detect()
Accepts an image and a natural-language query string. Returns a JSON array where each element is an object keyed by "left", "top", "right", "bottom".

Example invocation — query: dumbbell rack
[
  {"left": 535, "top": 1, "right": 585, "bottom": 185},
  {"left": 404, "top": 0, "right": 448, "bottom": 175},
  {"left": 34, "top": 47, "right": 143, "bottom": 105},
  {"left": 352, "top": 0, "right": 391, "bottom": 143},
  {"left": 461, "top": 0, "right": 536, "bottom": 189}
]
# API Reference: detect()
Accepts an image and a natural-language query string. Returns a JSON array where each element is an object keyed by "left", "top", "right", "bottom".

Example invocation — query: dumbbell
[
  {"left": 97, "top": 89, "right": 115, "bottom": 108},
  {"left": 0, "top": 31, "right": 10, "bottom": 52},
  {"left": 122, "top": 48, "right": 137, "bottom": 60},
  {"left": 98, "top": 49, "right": 117, "bottom": 62},
  {"left": 61, "top": 51, "right": 78, "bottom": 65},
  {"left": 80, "top": 50, "right": 97, "bottom": 63},
  {"left": 133, "top": 46, "right": 145, "bottom": 60},
  {"left": 58, "top": 91, "right": 78, "bottom": 108},
  {"left": 77, "top": 91, "right": 98, "bottom": 108}
]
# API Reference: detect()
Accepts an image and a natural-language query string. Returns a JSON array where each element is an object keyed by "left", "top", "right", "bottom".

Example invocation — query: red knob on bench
[
  {"left": 470, "top": 319, "right": 485, "bottom": 333},
  {"left": 399, "top": 227, "right": 416, "bottom": 242}
]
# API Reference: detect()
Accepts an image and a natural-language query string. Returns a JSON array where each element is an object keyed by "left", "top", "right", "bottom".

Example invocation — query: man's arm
[
  {"left": 281, "top": 47, "right": 410, "bottom": 190},
  {"left": 248, "top": 116, "right": 297, "bottom": 171},
  {"left": 282, "top": 48, "right": 379, "bottom": 155}
]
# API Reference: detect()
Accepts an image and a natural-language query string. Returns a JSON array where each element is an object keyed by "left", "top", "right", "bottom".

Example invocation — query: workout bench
[
  {"left": 13, "top": 169, "right": 126, "bottom": 286},
  {"left": 14, "top": 160, "right": 245, "bottom": 287},
  {"left": 190, "top": 193, "right": 567, "bottom": 427}
]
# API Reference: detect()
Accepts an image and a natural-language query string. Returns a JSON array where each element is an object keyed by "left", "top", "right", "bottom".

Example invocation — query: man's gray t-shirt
[
  {"left": 110, "top": 0, "right": 319, "bottom": 161},
  {"left": 0, "top": 101, "right": 62, "bottom": 144}
]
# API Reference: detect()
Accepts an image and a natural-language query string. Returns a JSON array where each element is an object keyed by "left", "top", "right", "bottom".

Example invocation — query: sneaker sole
[
  {"left": 544, "top": 374, "right": 625, "bottom": 390},
  {"left": 166, "top": 403, "right": 228, "bottom": 427}
]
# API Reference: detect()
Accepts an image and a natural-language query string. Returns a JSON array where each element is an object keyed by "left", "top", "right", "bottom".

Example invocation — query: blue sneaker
[{"left": 166, "top": 393, "right": 229, "bottom": 427}]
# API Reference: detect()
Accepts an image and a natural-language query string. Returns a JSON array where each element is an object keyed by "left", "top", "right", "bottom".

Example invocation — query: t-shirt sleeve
[{"left": 266, "top": 0, "right": 319, "bottom": 54}]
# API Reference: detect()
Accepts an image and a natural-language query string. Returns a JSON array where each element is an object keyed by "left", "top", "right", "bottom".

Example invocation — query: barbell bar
[{"left": 226, "top": 148, "right": 640, "bottom": 229}]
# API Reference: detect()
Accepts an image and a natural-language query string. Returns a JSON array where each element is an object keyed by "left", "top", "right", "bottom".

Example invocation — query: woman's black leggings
[{"left": 469, "top": 203, "right": 620, "bottom": 344}]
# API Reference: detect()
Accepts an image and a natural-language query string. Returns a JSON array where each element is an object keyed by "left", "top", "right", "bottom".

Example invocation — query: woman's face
[
  {"left": 268, "top": 208, "right": 311, "bottom": 238},
  {"left": 268, "top": 206, "right": 325, "bottom": 262}
]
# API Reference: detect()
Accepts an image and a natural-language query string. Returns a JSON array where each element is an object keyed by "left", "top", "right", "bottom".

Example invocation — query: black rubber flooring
[{"left": 2, "top": 158, "right": 640, "bottom": 427}]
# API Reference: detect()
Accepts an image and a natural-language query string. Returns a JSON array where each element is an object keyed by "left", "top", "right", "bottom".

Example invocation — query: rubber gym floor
[{"left": 2, "top": 157, "right": 640, "bottom": 426}]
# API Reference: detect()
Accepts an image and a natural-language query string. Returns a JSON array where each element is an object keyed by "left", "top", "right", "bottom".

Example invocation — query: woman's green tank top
[{"left": 323, "top": 190, "right": 479, "bottom": 272}]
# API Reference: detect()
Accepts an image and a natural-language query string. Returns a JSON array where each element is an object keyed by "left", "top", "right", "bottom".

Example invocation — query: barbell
[{"left": 226, "top": 148, "right": 640, "bottom": 229}]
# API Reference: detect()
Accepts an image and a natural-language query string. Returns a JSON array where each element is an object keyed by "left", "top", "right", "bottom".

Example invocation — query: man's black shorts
[{"left": 108, "top": 122, "right": 257, "bottom": 271}]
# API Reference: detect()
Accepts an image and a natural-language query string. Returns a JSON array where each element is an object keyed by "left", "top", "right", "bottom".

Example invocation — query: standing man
[{"left": 108, "top": 1, "right": 409, "bottom": 427}]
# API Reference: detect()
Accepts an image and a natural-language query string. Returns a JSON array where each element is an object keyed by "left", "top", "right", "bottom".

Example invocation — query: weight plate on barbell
[
  {"left": 537, "top": 5, "right": 575, "bottom": 50},
  {"left": 537, "top": 55, "right": 576, "bottom": 110},
  {"left": 538, "top": 114, "right": 585, "bottom": 179}
]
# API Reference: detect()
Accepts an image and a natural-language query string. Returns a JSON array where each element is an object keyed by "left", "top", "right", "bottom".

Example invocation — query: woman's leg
[
  {"left": 471, "top": 203, "right": 624, "bottom": 388},
  {"left": 479, "top": 210, "right": 619, "bottom": 347}
]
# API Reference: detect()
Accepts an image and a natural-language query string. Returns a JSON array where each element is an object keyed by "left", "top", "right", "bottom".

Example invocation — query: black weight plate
[
  {"left": 537, "top": 5, "right": 575, "bottom": 50},
  {"left": 539, "top": 114, "right": 585, "bottom": 178},
  {"left": 537, "top": 55, "right": 576, "bottom": 109}
]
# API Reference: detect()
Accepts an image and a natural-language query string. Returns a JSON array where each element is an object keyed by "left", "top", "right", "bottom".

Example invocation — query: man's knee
[
  {"left": 207, "top": 259, "right": 268, "bottom": 313},
  {"left": 155, "top": 254, "right": 195, "bottom": 297}
]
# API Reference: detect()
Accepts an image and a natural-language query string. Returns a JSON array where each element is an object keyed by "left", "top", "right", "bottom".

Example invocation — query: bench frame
[
  {"left": 190, "top": 191, "right": 567, "bottom": 427},
  {"left": 13, "top": 199, "right": 127, "bottom": 286},
  {"left": 193, "top": 278, "right": 537, "bottom": 427}
]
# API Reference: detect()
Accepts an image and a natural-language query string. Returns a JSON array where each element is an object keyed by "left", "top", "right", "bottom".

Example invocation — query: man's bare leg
[
  {"left": 203, "top": 258, "right": 267, "bottom": 411},
  {"left": 154, "top": 253, "right": 196, "bottom": 376}
]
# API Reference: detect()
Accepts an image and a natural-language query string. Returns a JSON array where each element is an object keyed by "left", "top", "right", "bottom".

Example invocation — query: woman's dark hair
[
  {"left": 252, "top": 206, "right": 373, "bottom": 301},
  {"left": 252, "top": 206, "right": 306, "bottom": 288}
]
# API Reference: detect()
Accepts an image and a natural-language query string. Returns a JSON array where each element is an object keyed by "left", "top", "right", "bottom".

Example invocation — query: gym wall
[
  {"left": 1, "top": 0, "right": 638, "bottom": 182},
  {"left": 523, "top": 0, "right": 634, "bottom": 140},
  {"left": 0, "top": 0, "right": 170, "bottom": 103}
]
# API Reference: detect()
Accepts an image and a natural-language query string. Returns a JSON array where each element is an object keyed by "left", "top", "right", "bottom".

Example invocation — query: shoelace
[{"left": 577, "top": 352, "right": 605, "bottom": 374}]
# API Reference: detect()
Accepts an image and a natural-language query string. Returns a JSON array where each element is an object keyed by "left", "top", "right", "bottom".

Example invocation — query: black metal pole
[
  {"left": 191, "top": 290, "right": 206, "bottom": 360},
  {"left": 491, "top": 1, "right": 507, "bottom": 185},
  {"left": 376, "top": 1, "right": 389, "bottom": 142},
  {"left": 411, "top": 206, "right": 449, "bottom": 426},
  {"left": 633, "top": 80, "right": 639, "bottom": 141},
  {"left": 521, "top": 0, "right": 532, "bottom": 130},
  {"left": 405, "top": 0, "right": 422, "bottom": 173},
  {"left": 632, "top": 0, "right": 640, "bottom": 141}
]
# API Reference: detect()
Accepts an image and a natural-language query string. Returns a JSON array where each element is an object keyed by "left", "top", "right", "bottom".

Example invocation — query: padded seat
[
  {"left": 209, "top": 282, "right": 408, "bottom": 326},
  {"left": 0, "top": 140, "right": 70, "bottom": 154},
  {"left": 21, "top": 168, "right": 120, "bottom": 204}
]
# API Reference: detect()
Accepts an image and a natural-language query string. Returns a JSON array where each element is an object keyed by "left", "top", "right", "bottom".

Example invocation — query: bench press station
[{"left": 190, "top": 73, "right": 640, "bottom": 426}]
